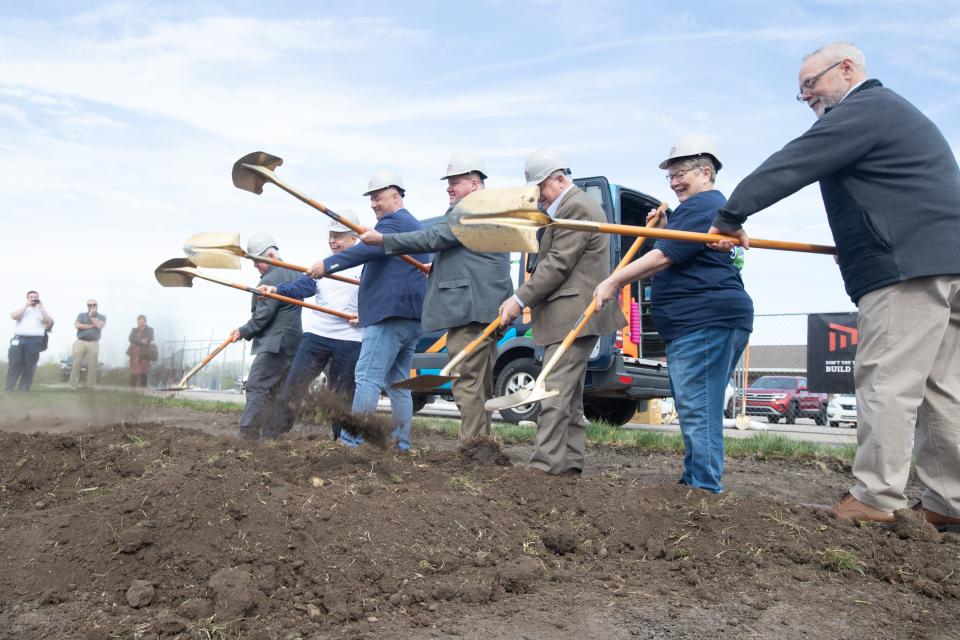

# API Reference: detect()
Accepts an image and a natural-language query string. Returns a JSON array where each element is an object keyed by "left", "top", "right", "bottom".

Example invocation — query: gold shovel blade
[
  {"left": 183, "top": 232, "right": 245, "bottom": 269},
  {"left": 451, "top": 186, "right": 540, "bottom": 217},
  {"left": 449, "top": 186, "right": 544, "bottom": 252},
  {"left": 184, "top": 231, "right": 243, "bottom": 251},
  {"left": 391, "top": 373, "right": 458, "bottom": 391},
  {"left": 485, "top": 386, "right": 559, "bottom": 412},
  {"left": 154, "top": 258, "right": 197, "bottom": 287},
  {"left": 232, "top": 151, "right": 283, "bottom": 194},
  {"left": 184, "top": 247, "right": 244, "bottom": 269},
  {"left": 450, "top": 217, "right": 541, "bottom": 253}
]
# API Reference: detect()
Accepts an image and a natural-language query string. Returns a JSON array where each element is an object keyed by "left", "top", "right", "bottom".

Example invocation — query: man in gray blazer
[
  {"left": 360, "top": 153, "right": 514, "bottom": 440},
  {"left": 499, "top": 148, "right": 625, "bottom": 476},
  {"left": 230, "top": 233, "right": 303, "bottom": 439}
]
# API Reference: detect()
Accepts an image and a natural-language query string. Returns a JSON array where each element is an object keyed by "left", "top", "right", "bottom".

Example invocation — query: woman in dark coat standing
[{"left": 127, "top": 315, "right": 155, "bottom": 387}]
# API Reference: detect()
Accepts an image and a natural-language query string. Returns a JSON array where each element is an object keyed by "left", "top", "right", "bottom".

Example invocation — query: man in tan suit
[{"left": 499, "top": 148, "right": 625, "bottom": 476}]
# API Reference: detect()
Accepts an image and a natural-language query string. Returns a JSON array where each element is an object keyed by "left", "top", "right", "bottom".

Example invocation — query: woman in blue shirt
[{"left": 594, "top": 134, "right": 753, "bottom": 493}]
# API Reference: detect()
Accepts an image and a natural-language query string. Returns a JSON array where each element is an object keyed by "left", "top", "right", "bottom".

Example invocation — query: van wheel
[
  {"left": 493, "top": 358, "right": 542, "bottom": 424},
  {"left": 412, "top": 394, "right": 430, "bottom": 414},
  {"left": 584, "top": 399, "right": 639, "bottom": 427}
]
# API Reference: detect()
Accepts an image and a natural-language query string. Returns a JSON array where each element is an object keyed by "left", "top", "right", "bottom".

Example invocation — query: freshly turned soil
[{"left": 0, "top": 404, "right": 956, "bottom": 639}]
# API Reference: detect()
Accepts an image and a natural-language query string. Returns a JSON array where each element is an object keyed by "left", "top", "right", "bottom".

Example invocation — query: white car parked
[
  {"left": 827, "top": 394, "right": 857, "bottom": 428},
  {"left": 660, "top": 381, "right": 737, "bottom": 423}
]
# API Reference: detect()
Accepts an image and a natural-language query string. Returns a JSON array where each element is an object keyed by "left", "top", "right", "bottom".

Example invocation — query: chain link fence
[{"left": 151, "top": 337, "right": 250, "bottom": 391}]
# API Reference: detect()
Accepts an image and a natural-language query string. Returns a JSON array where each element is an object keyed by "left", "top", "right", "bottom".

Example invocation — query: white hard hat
[
  {"left": 363, "top": 170, "right": 405, "bottom": 196},
  {"left": 441, "top": 152, "right": 488, "bottom": 180},
  {"left": 328, "top": 209, "right": 360, "bottom": 233},
  {"left": 247, "top": 232, "right": 278, "bottom": 257},
  {"left": 524, "top": 147, "right": 569, "bottom": 186},
  {"left": 659, "top": 133, "right": 723, "bottom": 170}
]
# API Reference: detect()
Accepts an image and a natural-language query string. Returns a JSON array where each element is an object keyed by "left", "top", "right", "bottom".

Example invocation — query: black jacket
[
  {"left": 714, "top": 80, "right": 960, "bottom": 303},
  {"left": 238, "top": 266, "right": 302, "bottom": 356}
]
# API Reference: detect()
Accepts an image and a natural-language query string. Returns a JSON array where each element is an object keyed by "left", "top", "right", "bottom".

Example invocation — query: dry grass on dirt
[{"left": 0, "top": 398, "right": 957, "bottom": 639}]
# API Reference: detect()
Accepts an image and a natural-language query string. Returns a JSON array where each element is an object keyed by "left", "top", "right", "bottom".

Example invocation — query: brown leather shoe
[
  {"left": 829, "top": 493, "right": 894, "bottom": 523},
  {"left": 911, "top": 502, "right": 960, "bottom": 532}
]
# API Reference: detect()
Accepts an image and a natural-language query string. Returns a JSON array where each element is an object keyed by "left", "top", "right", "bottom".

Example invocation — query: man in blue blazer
[{"left": 309, "top": 171, "right": 428, "bottom": 450}]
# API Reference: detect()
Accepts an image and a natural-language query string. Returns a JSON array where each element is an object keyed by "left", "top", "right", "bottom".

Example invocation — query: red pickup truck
[{"left": 741, "top": 376, "right": 828, "bottom": 425}]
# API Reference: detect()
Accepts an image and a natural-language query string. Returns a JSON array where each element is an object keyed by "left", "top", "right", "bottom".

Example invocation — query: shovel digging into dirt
[
  {"left": 161, "top": 335, "right": 235, "bottom": 392},
  {"left": 486, "top": 204, "right": 668, "bottom": 412},
  {"left": 154, "top": 258, "right": 357, "bottom": 321},
  {"left": 392, "top": 317, "right": 502, "bottom": 391},
  {"left": 182, "top": 232, "right": 360, "bottom": 286},
  {"left": 450, "top": 188, "right": 837, "bottom": 255},
  {"left": 232, "top": 152, "right": 430, "bottom": 274}
]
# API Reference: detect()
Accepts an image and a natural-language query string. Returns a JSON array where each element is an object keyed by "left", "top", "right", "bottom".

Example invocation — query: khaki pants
[
  {"left": 70, "top": 339, "right": 100, "bottom": 389},
  {"left": 850, "top": 275, "right": 960, "bottom": 516},
  {"left": 529, "top": 336, "right": 594, "bottom": 475},
  {"left": 446, "top": 323, "right": 498, "bottom": 441}
]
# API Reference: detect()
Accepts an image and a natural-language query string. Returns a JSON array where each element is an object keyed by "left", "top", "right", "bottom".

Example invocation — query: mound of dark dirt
[
  {"left": 0, "top": 421, "right": 958, "bottom": 639},
  {"left": 458, "top": 436, "right": 512, "bottom": 466}
]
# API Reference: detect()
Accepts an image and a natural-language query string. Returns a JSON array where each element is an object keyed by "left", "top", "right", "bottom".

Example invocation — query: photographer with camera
[{"left": 6, "top": 290, "right": 54, "bottom": 392}]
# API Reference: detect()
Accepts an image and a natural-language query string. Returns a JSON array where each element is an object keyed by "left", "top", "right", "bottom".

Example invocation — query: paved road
[{"left": 156, "top": 388, "right": 857, "bottom": 446}]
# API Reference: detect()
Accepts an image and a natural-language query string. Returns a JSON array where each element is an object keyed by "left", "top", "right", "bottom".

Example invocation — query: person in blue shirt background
[
  {"left": 307, "top": 171, "right": 428, "bottom": 451},
  {"left": 593, "top": 134, "right": 753, "bottom": 493}
]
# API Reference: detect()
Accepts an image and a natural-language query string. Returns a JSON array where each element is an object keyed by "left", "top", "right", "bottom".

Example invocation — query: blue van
[{"left": 408, "top": 177, "right": 672, "bottom": 427}]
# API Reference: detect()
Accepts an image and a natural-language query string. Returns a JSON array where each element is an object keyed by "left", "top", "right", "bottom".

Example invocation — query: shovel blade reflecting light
[
  {"left": 184, "top": 232, "right": 243, "bottom": 251},
  {"left": 452, "top": 186, "right": 540, "bottom": 217},
  {"left": 232, "top": 151, "right": 283, "bottom": 194},
  {"left": 184, "top": 247, "right": 243, "bottom": 270},
  {"left": 154, "top": 258, "right": 197, "bottom": 287},
  {"left": 485, "top": 386, "right": 559, "bottom": 412},
  {"left": 450, "top": 219, "right": 540, "bottom": 253}
]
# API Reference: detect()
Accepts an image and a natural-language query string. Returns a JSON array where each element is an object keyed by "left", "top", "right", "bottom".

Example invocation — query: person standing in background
[
  {"left": 6, "top": 290, "right": 54, "bottom": 392},
  {"left": 127, "top": 314, "right": 155, "bottom": 388},
  {"left": 70, "top": 299, "right": 105, "bottom": 390}
]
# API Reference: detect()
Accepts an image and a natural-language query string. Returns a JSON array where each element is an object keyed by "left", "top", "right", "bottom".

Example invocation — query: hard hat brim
[
  {"left": 440, "top": 171, "right": 488, "bottom": 181},
  {"left": 659, "top": 153, "right": 722, "bottom": 171}
]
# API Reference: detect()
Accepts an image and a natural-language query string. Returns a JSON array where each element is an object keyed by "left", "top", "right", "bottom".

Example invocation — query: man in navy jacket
[
  {"left": 709, "top": 43, "right": 960, "bottom": 531},
  {"left": 309, "top": 171, "right": 428, "bottom": 450}
]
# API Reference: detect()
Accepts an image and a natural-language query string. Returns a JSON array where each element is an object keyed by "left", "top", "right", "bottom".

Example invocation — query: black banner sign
[{"left": 806, "top": 312, "right": 858, "bottom": 393}]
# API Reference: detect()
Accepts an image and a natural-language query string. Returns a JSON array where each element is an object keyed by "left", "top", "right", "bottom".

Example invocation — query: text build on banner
[{"left": 806, "top": 312, "right": 858, "bottom": 393}]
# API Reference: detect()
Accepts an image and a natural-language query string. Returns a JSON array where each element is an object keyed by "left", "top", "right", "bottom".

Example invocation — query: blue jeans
[
  {"left": 349, "top": 318, "right": 422, "bottom": 450},
  {"left": 266, "top": 333, "right": 362, "bottom": 439},
  {"left": 6, "top": 336, "right": 44, "bottom": 392},
  {"left": 666, "top": 326, "right": 750, "bottom": 493}
]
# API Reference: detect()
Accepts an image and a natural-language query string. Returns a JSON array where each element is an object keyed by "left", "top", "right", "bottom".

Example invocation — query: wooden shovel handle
[
  {"left": 268, "top": 178, "right": 432, "bottom": 274},
  {"left": 555, "top": 219, "right": 836, "bottom": 255},
  {"left": 176, "top": 336, "right": 234, "bottom": 388},
  {"left": 199, "top": 275, "right": 358, "bottom": 320},
  {"left": 442, "top": 317, "right": 502, "bottom": 373},
  {"left": 556, "top": 203, "right": 668, "bottom": 352},
  {"left": 244, "top": 286, "right": 357, "bottom": 321},
  {"left": 248, "top": 255, "right": 361, "bottom": 286}
]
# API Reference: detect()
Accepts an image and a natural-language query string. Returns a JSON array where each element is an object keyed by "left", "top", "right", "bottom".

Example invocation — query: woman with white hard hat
[{"left": 593, "top": 133, "right": 753, "bottom": 493}]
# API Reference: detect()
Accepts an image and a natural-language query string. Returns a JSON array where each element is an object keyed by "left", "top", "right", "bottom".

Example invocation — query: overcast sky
[{"left": 3, "top": 1, "right": 959, "bottom": 365}]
